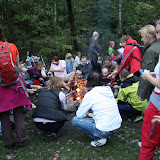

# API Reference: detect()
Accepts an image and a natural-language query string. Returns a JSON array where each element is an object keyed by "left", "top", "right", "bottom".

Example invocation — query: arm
[
  {"left": 76, "top": 93, "right": 92, "bottom": 118},
  {"left": 28, "top": 67, "right": 42, "bottom": 78},
  {"left": 141, "top": 72, "right": 160, "bottom": 88},
  {"left": 107, "top": 65, "right": 118, "bottom": 79},
  {"left": 50, "top": 67, "right": 65, "bottom": 73},
  {"left": 89, "top": 40, "right": 99, "bottom": 55}
]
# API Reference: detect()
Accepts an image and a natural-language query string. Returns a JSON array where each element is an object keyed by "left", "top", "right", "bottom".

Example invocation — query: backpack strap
[
  {"left": 131, "top": 55, "right": 142, "bottom": 63},
  {"left": 120, "top": 46, "right": 136, "bottom": 71},
  {"left": 1, "top": 41, "right": 10, "bottom": 49}
]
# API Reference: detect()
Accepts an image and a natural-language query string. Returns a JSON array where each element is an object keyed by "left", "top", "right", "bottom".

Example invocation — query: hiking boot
[
  {"left": 16, "top": 138, "right": 30, "bottom": 150},
  {"left": 91, "top": 138, "right": 107, "bottom": 147},
  {"left": 5, "top": 143, "right": 15, "bottom": 151}
]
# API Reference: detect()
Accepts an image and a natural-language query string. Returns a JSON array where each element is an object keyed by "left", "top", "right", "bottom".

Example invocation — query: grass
[{"left": 0, "top": 114, "right": 160, "bottom": 160}]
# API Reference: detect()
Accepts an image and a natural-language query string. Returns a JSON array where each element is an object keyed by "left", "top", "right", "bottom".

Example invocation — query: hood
[
  {"left": 126, "top": 38, "right": 138, "bottom": 45},
  {"left": 121, "top": 74, "right": 139, "bottom": 88},
  {"left": 91, "top": 86, "right": 113, "bottom": 97}
]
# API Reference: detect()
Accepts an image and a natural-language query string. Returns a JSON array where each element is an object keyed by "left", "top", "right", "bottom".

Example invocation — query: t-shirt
[
  {"left": 0, "top": 42, "right": 19, "bottom": 65},
  {"left": 116, "top": 49, "right": 124, "bottom": 65},
  {"left": 50, "top": 60, "right": 67, "bottom": 77}
]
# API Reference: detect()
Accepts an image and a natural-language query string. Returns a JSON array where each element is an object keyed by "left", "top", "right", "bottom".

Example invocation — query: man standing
[{"left": 49, "top": 56, "right": 75, "bottom": 84}]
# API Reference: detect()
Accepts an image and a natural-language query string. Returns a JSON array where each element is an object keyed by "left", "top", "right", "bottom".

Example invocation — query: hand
[
  {"left": 36, "top": 85, "right": 43, "bottom": 89},
  {"left": 76, "top": 70, "right": 82, "bottom": 75},
  {"left": 113, "top": 85, "right": 120, "bottom": 89},
  {"left": 139, "top": 97, "right": 145, "bottom": 101},
  {"left": 152, "top": 115, "right": 160, "bottom": 124},
  {"left": 39, "top": 78, "right": 43, "bottom": 81},
  {"left": 141, "top": 72, "right": 150, "bottom": 80}
]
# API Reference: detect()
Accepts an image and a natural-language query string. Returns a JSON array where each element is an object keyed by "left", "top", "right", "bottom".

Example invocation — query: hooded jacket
[
  {"left": 118, "top": 38, "right": 142, "bottom": 74},
  {"left": 76, "top": 86, "right": 122, "bottom": 132},
  {"left": 116, "top": 74, "right": 147, "bottom": 113}
]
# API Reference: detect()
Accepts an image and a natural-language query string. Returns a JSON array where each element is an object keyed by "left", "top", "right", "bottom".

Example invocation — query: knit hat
[{"left": 110, "top": 41, "right": 115, "bottom": 46}]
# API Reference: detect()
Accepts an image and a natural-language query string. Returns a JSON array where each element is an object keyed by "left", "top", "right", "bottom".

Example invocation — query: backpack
[
  {"left": 0, "top": 42, "right": 29, "bottom": 99},
  {"left": 0, "top": 42, "right": 18, "bottom": 86}
]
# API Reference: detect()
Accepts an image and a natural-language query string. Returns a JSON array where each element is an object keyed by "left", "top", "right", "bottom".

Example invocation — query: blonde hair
[
  {"left": 102, "top": 68, "right": 108, "bottom": 74},
  {"left": 48, "top": 77, "right": 64, "bottom": 90},
  {"left": 93, "top": 31, "right": 99, "bottom": 37},
  {"left": 139, "top": 25, "right": 156, "bottom": 38},
  {"left": 120, "top": 35, "right": 131, "bottom": 43},
  {"left": 65, "top": 53, "right": 72, "bottom": 59}
]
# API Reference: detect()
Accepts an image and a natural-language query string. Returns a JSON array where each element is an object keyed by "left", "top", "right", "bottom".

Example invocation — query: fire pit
[{"left": 65, "top": 76, "right": 88, "bottom": 112}]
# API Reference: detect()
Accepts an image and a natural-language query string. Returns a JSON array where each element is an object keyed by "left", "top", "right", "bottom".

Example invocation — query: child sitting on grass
[{"left": 116, "top": 69, "right": 147, "bottom": 122}]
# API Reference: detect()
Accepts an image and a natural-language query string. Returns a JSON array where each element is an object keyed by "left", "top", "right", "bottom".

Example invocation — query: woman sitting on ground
[
  {"left": 72, "top": 71, "right": 122, "bottom": 147},
  {"left": 32, "top": 77, "right": 68, "bottom": 138}
]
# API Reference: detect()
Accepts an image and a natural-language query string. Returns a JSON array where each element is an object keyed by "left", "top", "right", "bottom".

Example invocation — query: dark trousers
[
  {"left": 34, "top": 121, "right": 65, "bottom": 133},
  {"left": 0, "top": 106, "right": 27, "bottom": 146},
  {"left": 118, "top": 102, "right": 142, "bottom": 121}
]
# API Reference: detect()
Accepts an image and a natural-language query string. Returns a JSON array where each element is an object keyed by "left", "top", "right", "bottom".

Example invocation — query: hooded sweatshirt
[{"left": 76, "top": 86, "right": 122, "bottom": 132}]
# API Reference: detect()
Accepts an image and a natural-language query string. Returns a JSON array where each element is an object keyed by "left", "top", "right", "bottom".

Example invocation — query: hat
[{"left": 110, "top": 41, "right": 115, "bottom": 46}]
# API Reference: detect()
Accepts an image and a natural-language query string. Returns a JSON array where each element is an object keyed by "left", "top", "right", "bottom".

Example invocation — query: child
[
  {"left": 65, "top": 53, "right": 74, "bottom": 73},
  {"left": 101, "top": 68, "right": 110, "bottom": 85},
  {"left": 32, "top": 77, "right": 68, "bottom": 137},
  {"left": 25, "top": 61, "right": 47, "bottom": 85},
  {"left": 108, "top": 41, "right": 115, "bottom": 56},
  {"left": 116, "top": 69, "right": 147, "bottom": 122}
]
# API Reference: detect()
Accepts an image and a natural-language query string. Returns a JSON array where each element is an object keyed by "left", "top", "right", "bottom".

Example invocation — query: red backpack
[{"left": 0, "top": 42, "right": 18, "bottom": 86}]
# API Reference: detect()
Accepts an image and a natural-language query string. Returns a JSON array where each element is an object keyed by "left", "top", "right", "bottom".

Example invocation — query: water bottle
[{"left": 139, "top": 69, "right": 144, "bottom": 75}]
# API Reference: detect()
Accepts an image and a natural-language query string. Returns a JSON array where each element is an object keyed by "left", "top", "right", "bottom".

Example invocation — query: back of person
[{"left": 117, "top": 74, "right": 147, "bottom": 113}]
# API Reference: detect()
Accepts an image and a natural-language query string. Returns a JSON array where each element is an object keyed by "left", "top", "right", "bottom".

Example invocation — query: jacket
[
  {"left": 116, "top": 74, "right": 147, "bottom": 113},
  {"left": 76, "top": 86, "right": 122, "bottom": 132},
  {"left": 137, "top": 40, "right": 160, "bottom": 100},
  {"left": 118, "top": 38, "right": 142, "bottom": 74},
  {"left": 32, "top": 88, "right": 68, "bottom": 122}
]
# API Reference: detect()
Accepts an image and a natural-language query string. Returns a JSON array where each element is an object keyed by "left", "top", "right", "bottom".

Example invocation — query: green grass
[{"left": 0, "top": 118, "right": 160, "bottom": 160}]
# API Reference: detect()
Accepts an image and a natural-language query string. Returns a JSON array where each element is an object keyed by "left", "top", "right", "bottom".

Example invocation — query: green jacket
[
  {"left": 137, "top": 40, "right": 160, "bottom": 100},
  {"left": 116, "top": 74, "right": 147, "bottom": 113},
  {"left": 108, "top": 46, "right": 114, "bottom": 56}
]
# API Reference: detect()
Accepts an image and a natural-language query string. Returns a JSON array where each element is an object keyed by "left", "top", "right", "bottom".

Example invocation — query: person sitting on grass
[
  {"left": 49, "top": 56, "right": 75, "bottom": 85},
  {"left": 116, "top": 69, "right": 147, "bottom": 122},
  {"left": 72, "top": 71, "right": 122, "bottom": 147},
  {"left": 32, "top": 77, "right": 68, "bottom": 138}
]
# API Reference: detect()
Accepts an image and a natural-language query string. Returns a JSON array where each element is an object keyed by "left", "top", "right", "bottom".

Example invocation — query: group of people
[{"left": 0, "top": 19, "right": 160, "bottom": 160}]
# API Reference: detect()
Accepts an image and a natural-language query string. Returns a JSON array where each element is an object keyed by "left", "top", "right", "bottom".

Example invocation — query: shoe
[
  {"left": 133, "top": 116, "right": 143, "bottom": 122},
  {"left": 16, "top": 138, "right": 30, "bottom": 149},
  {"left": 91, "top": 138, "right": 107, "bottom": 147},
  {"left": 5, "top": 143, "right": 15, "bottom": 151}
]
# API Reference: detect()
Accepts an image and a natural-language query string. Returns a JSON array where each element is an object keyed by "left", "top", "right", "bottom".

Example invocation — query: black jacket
[{"left": 32, "top": 88, "right": 68, "bottom": 122}]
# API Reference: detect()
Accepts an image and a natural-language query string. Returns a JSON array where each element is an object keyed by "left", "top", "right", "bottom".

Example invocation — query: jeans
[
  {"left": 72, "top": 116, "right": 117, "bottom": 140},
  {"left": 118, "top": 102, "right": 142, "bottom": 121},
  {"left": 26, "top": 79, "right": 33, "bottom": 85}
]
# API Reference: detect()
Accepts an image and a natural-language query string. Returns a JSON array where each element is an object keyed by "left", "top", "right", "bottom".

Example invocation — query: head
[
  {"left": 92, "top": 31, "right": 99, "bottom": 40},
  {"left": 120, "top": 35, "right": 131, "bottom": 47},
  {"left": 87, "top": 71, "right": 102, "bottom": 88},
  {"left": 81, "top": 56, "right": 87, "bottom": 66},
  {"left": 109, "top": 41, "right": 115, "bottom": 47},
  {"left": 48, "top": 77, "right": 65, "bottom": 90},
  {"left": 102, "top": 68, "right": 108, "bottom": 77},
  {"left": 111, "top": 50, "right": 121, "bottom": 62},
  {"left": 139, "top": 25, "right": 156, "bottom": 46},
  {"left": 52, "top": 56, "right": 60, "bottom": 65},
  {"left": 104, "top": 56, "right": 112, "bottom": 67},
  {"left": 35, "top": 61, "right": 43, "bottom": 71},
  {"left": 119, "top": 69, "right": 130, "bottom": 82},
  {"left": 0, "top": 26, "right": 4, "bottom": 41},
  {"left": 76, "top": 51, "right": 81, "bottom": 57},
  {"left": 65, "top": 53, "right": 72, "bottom": 59},
  {"left": 156, "top": 19, "right": 160, "bottom": 43}
]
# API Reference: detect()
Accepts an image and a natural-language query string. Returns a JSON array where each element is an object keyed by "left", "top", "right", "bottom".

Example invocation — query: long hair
[
  {"left": 48, "top": 77, "right": 64, "bottom": 90},
  {"left": 87, "top": 71, "right": 102, "bottom": 88}
]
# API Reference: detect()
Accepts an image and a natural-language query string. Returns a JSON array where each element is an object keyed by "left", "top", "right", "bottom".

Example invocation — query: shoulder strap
[
  {"left": 1, "top": 41, "right": 10, "bottom": 49},
  {"left": 120, "top": 46, "right": 137, "bottom": 71}
]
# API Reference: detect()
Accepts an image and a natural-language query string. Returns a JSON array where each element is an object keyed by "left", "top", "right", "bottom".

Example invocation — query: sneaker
[
  {"left": 91, "top": 138, "right": 107, "bottom": 147},
  {"left": 133, "top": 116, "right": 143, "bottom": 122}
]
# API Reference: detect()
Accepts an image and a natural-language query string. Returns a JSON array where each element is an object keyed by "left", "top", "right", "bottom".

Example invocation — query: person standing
[
  {"left": 108, "top": 41, "right": 115, "bottom": 56},
  {"left": 89, "top": 31, "right": 102, "bottom": 73},
  {"left": 137, "top": 25, "right": 160, "bottom": 101},
  {"left": 0, "top": 26, "right": 31, "bottom": 150}
]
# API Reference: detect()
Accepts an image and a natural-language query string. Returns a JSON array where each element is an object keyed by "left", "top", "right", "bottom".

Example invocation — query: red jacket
[
  {"left": 141, "top": 102, "right": 160, "bottom": 148},
  {"left": 118, "top": 38, "right": 142, "bottom": 74}
]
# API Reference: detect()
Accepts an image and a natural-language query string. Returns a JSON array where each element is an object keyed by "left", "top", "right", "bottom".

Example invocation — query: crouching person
[
  {"left": 32, "top": 77, "right": 68, "bottom": 138},
  {"left": 72, "top": 71, "right": 122, "bottom": 147}
]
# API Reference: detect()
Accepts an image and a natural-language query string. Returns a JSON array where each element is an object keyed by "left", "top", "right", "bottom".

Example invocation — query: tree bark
[{"left": 66, "top": 0, "right": 78, "bottom": 51}]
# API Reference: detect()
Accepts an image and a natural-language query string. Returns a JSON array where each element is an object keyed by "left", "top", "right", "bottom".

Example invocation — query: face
[
  {"left": 102, "top": 71, "right": 108, "bottom": 77},
  {"left": 36, "top": 65, "right": 43, "bottom": 71},
  {"left": 119, "top": 74, "right": 124, "bottom": 82},
  {"left": 121, "top": 42, "right": 126, "bottom": 47},
  {"left": 81, "top": 58, "right": 87, "bottom": 65},
  {"left": 105, "top": 60, "right": 111, "bottom": 67},
  {"left": 52, "top": 60, "right": 59, "bottom": 65},
  {"left": 111, "top": 53, "right": 121, "bottom": 62},
  {"left": 156, "top": 24, "right": 160, "bottom": 43},
  {"left": 141, "top": 34, "right": 151, "bottom": 46}
]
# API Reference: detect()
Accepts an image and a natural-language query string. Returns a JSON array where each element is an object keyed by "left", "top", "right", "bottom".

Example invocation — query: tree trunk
[{"left": 66, "top": 0, "right": 78, "bottom": 51}]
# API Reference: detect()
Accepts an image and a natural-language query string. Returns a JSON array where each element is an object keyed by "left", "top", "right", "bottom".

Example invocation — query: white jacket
[{"left": 76, "top": 86, "right": 122, "bottom": 132}]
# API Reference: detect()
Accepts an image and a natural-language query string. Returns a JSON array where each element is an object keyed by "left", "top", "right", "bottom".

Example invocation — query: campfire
[{"left": 65, "top": 76, "right": 88, "bottom": 112}]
